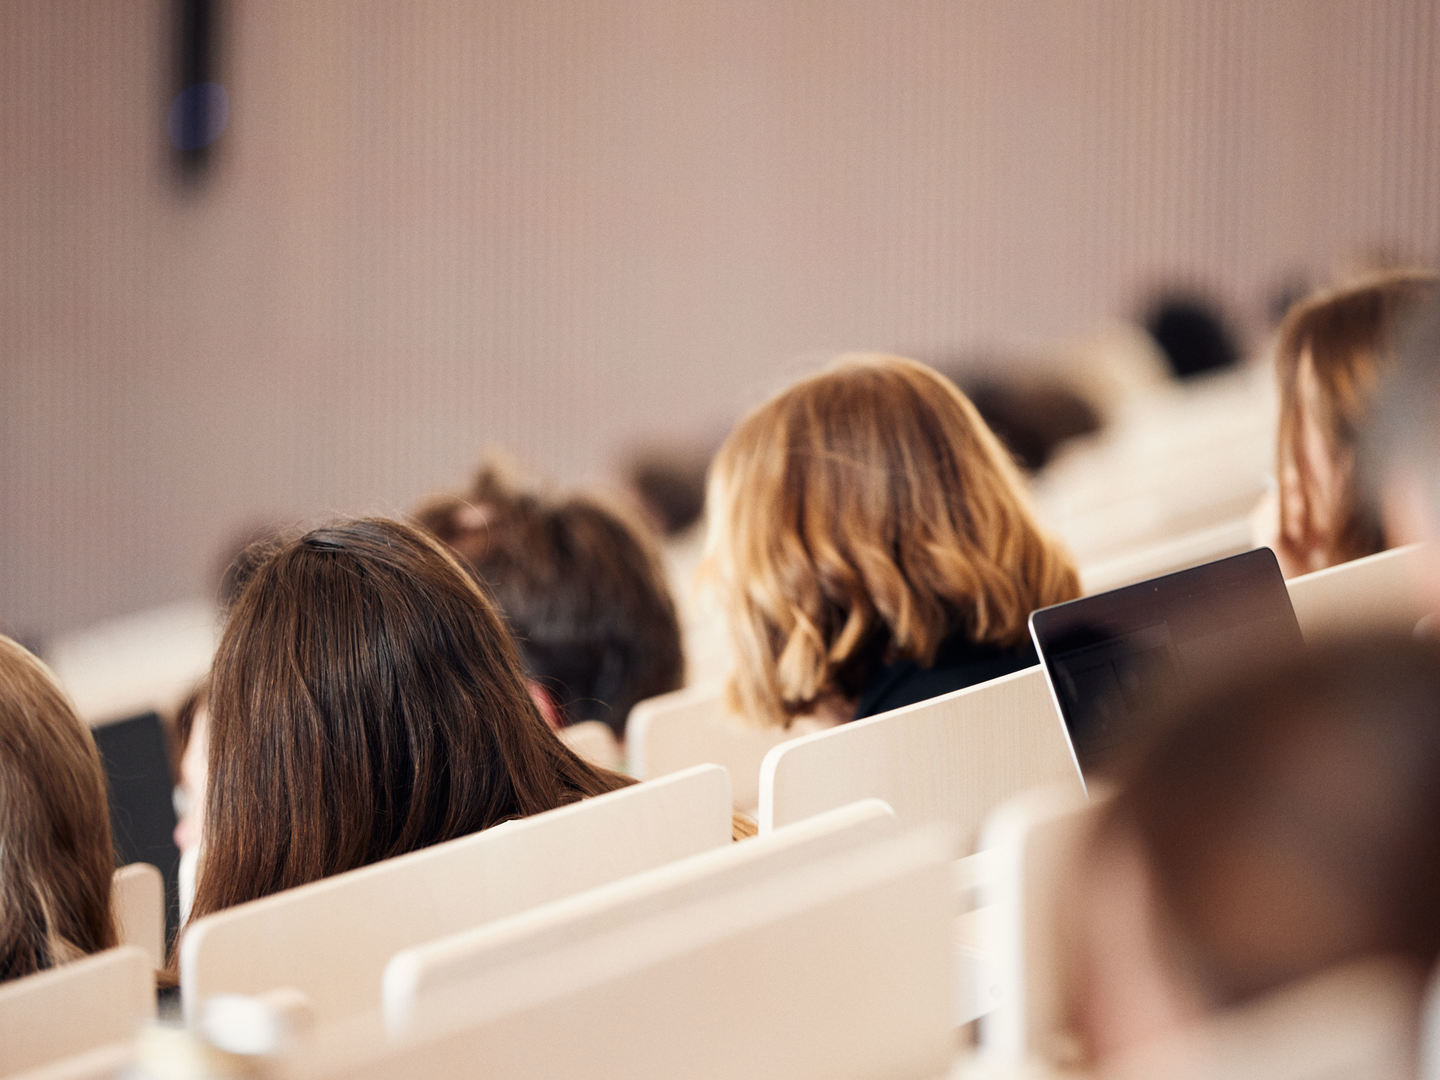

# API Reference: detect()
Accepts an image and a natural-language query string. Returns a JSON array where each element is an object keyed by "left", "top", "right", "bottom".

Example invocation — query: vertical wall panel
[{"left": 2, "top": 0, "right": 1438, "bottom": 639}]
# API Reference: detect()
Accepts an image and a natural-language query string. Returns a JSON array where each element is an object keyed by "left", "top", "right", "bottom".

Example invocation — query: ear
[{"left": 528, "top": 680, "right": 562, "bottom": 730}]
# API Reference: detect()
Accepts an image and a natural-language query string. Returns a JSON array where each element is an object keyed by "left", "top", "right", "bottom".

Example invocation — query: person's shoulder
[{"left": 854, "top": 638, "right": 1034, "bottom": 720}]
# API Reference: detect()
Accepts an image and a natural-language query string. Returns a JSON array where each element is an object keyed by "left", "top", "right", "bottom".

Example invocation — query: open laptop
[{"left": 1029, "top": 548, "right": 1303, "bottom": 788}]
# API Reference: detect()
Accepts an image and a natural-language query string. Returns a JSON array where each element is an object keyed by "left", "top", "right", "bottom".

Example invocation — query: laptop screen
[{"left": 1029, "top": 548, "right": 1303, "bottom": 783}]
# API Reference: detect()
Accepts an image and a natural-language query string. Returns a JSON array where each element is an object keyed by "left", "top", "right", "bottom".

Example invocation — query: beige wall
[{"left": 2, "top": 0, "right": 1438, "bottom": 640}]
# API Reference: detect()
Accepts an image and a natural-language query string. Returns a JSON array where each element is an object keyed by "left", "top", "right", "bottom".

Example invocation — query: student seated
[
  {"left": 0, "top": 635, "right": 117, "bottom": 981},
  {"left": 703, "top": 353, "right": 1080, "bottom": 728},
  {"left": 1067, "top": 636, "right": 1440, "bottom": 1069},
  {"left": 1257, "top": 269, "right": 1438, "bottom": 576},
  {"left": 414, "top": 464, "right": 683, "bottom": 744},
  {"left": 180, "top": 518, "right": 642, "bottom": 931}
]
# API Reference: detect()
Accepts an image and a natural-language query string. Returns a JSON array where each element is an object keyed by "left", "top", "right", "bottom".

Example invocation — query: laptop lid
[{"left": 1029, "top": 548, "right": 1303, "bottom": 787}]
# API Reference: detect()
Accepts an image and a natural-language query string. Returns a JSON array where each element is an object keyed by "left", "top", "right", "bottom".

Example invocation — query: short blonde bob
[{"left": 705, "top": 354, "right": 1080, "bottom": 727}]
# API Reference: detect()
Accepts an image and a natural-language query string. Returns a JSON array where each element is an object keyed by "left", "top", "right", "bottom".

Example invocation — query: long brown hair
[
  {"left": 415, "top": 465, "right": 684, "bottom": 739},
  {"left": 186, "top": 518, "right": 633, "bottom": 928},
  {"left": 704, "top": 354, "right": 1080, "bottom": 727},
  {"left": 1275, "top": 270, "right": 1438, "bottom": 571},
  {"left": 0, "top": 635, "right": 117, "bottom": 981}
]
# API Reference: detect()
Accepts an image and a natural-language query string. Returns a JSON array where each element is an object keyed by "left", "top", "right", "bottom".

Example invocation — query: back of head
[
  {"left": 961, "top": 374, "right": 1103, "bottom": 473},
  {"left": 1143, "top": 293, "right": 1242, "bottom": 380},
  {"left": 190, "top": 517, "right": 629, "bottom": 925},
  {"left": 0, "top": 636, "right": 117, "bottom": 981},
  {"left": 1275, "top": 270, "right": 1439, "bottom": 568},
  {"left": 1107, "top": 636, "right": 1440, "bottom": 1014},
  {"left": 705, "top": 354, "right": 1079, "bottom": 726},
  {"left": 417, "top": 468, "right": 684, "bottom": 739},
  {"left": 624, "top": 445, "right": 715, "bottom": 537}
]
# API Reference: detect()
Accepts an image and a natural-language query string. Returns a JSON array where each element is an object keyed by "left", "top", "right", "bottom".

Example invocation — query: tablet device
[{"left": 1029, "top": 548, "right": 1302, "bottom": 787}]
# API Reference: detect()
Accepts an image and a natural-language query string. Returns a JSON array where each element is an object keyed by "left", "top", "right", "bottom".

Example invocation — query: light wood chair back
[
  {"left": 557, "top": 719, "right": 624, "bottom": 771},
  {"left": 1286, "top": 543, "right": 1428, "bottom": 639},
  {"left": 758, "top": 666, "right": 1082, "bottom": 855},
  {"left": 5, "top": 1044, "right": 133, "bottom": 1080},
  {"left": 0, "top": 946, "right": 154, "bottom": 1076},
  {"left": 1079, "top": 519, "right": 1254, "bottom": 594},
  {"left": 111, "top": 863, "right": 165, "bottom": 970},
  {"left": 180, "top": 765, "right": 732, "bottom": 1025},
  {"left": 628, "top": 683, "right": 791, "bottom": 809},
  {"left": 284, "top": 810, "right": 949, "bottom": 1080},
  {"left": 382, "top": 797, "right": 903, "bottom": 1028},
  {"left": 977, "top": 786, "right": 1094, "bottom": 1065},
  {"left": 46, "top": 599, "right": 216, "bottom": 726}
]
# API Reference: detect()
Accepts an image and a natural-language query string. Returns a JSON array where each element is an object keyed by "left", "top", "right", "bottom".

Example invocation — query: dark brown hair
[
  {"left": 1275, "top": 270, "right": 1438, "bottom": 570},
  {"left": 186, "top": 517, "right": 633, "bottom": 928},
  {"left": 415, "top": 467, "right": 684, "bottom": 739},
  {"left": 0, "top": 635, "right": 117, "bottom": 981},
  {"left": 1105, "top": 635, "right": 1440, "bottom": 1009}
]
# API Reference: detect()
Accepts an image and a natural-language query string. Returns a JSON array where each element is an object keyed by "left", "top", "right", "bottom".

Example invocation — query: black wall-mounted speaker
[{"left": 169, "top": 0, "right": 227, "bottom": 184}]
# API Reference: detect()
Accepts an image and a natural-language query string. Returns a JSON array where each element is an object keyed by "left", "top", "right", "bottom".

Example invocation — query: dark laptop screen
[{"left": 1029, "top": 549, "right": 1303, "bottom": 781}]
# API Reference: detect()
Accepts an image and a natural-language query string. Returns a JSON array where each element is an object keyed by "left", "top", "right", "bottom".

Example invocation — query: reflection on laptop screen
[{"left": 1029, "top": 549, "right": 1303, "bottom": 783}]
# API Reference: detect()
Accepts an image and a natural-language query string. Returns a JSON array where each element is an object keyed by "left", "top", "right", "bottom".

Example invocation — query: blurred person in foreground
[
  {"left": 1063, "top": 636, "right": 1440, "bottom": 1078},
  {"left": 1365, "top": 293, "right": 1440, "bottom": 611}
]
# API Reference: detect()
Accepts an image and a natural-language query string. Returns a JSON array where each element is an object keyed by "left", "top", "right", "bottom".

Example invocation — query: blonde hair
[
  {"left": 1275, "top": 270, "right": 1438, "bottom": 570},
  {"left": 705, "top": 354, "right": 1080, "bottom": 727},
  {"left": 0, "top": 635, "right": 117, "bottom": 980}
]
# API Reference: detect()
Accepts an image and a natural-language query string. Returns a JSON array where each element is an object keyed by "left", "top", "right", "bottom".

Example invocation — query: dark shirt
[{"left": 853, "top": 635, "right": 1039, "bottom": 720}]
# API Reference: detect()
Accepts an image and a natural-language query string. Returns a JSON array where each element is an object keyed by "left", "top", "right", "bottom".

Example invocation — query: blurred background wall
[{"left": 2, "top": 0, "right": 1437, "bottom": 641}]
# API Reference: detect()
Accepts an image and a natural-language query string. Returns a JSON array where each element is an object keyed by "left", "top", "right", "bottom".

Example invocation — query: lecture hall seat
[
  {"left": 0, "top": 946, "right": 154, "bottom": 1076},
  {"left": 180, "top": 765, "right": 733, "bottom": 1025},
  {"left": 111, "top": 863, "right": 165, "bottom": 971},
  {"left": 1285, "top": 543, "right": 1428, "bottom": 639},
  {"left": 627, "top": 683, "right": 792, "bottom": 810},
  {"left": 758, "top": 665, "right": 1082, "bottom": 856},
  {"left": 277, "top": 806, "right": 952, "bottom": 1080}
]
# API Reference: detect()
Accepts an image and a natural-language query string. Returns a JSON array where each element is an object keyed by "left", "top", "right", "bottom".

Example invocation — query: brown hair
[
  {"left": 0, "top": 635, "right": 117, "bottom": 981},
  {"left": 1275, "top": 270, "right": 1438, "bottom": 570},
  {"left": 704, "top": 354, "right": 1080, "bottom": 727},
  {"left": 415, "top": 466, "right": 684, "bottom": 739},
  {"left": 186, "top": 517, "right": 634, "bottom": 929},
  {"left": 1103, "top": 635, "right": 1440, "bottom": 1010}
]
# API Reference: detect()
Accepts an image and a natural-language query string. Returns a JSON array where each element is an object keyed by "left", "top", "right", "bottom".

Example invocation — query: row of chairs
[
  {"left": 6, "top": 543, "right": 1425, "bottom": 1076},
  {"left": 633, "top": 543, "right": 1430, "bottom": 815},
  {"left": 1031, "top": 365, "right": 1275, "bottom": 564},
  {"left": 11, "top": 785, "right": 1417, "bottom": 1079},
  {"left": 5, "top": 793, "right": 956, "bottom": 1078}
]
